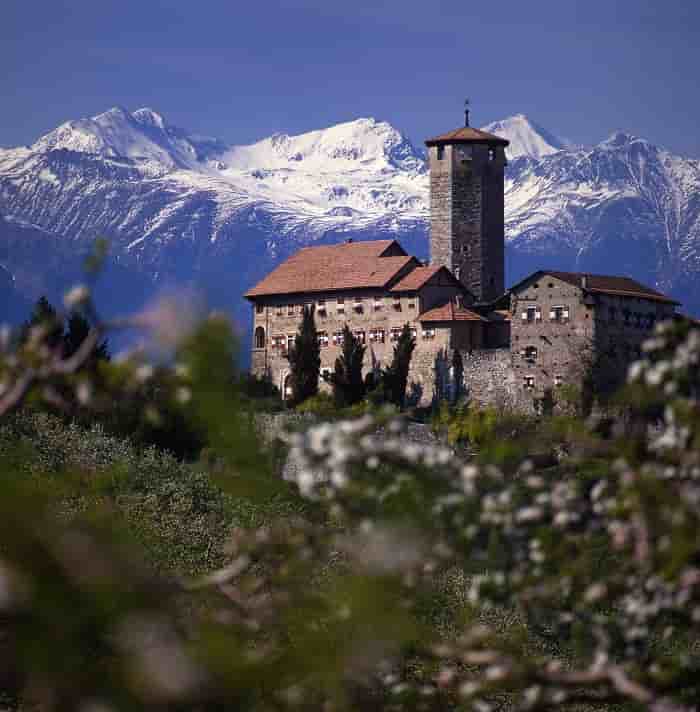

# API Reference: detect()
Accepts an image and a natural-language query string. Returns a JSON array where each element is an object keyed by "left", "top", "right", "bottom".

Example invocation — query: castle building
[{"left": 245, "top": 114, "right": 679, "bottom": 408}]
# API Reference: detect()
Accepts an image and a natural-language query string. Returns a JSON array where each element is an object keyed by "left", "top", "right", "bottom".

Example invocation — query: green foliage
[
  {"left": 329, "top": 324, "right": 366, "bottom": 407},
  {"left": 295, "top": 392, "right": 337, "bottom": 418},
  {"left": 382, "top": 323, "right": 416, "bottom": 408},
  {"left": 287, "top": 305, "right": 321, "bottom": 407}
]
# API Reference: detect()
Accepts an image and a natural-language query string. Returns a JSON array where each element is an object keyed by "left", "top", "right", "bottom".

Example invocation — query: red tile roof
[
  {"left": 390, "top": 265, "right": 442, "bottom": 292},
  {"left": 419, "top": 300, "right": 486, "bottom": 323},
  {"left": 244, "top": 240, "right": 417, "bottom": 298},
  {"left": 425, "top": 127, "right": 509, "bottom": 147},
  {"left": 547, "top": 271, "right": 679, "bottom": 304}
]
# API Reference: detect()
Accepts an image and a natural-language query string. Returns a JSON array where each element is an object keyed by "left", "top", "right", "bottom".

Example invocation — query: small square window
[{"left": 524, "top": 376, "right": 535, "bottom": 390}]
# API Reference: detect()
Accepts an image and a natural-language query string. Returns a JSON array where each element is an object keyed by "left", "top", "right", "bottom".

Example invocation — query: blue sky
[{"left": 3, "top": 0, "right": 699, "bottom": 157}]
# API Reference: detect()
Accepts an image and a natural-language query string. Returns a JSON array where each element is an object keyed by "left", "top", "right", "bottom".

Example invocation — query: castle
[{"left": 245, "top": 114, "right": 679, "bottom": 409}]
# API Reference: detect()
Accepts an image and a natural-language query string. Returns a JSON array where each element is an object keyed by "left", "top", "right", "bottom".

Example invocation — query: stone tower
[{"left": 425, "top": 115, "right": 509, "bottom": 303}]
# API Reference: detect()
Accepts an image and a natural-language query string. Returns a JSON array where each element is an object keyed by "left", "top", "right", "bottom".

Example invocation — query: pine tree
[
  {"left": 286, "top": 305, "right": 321, "bottom": 406},
  {"left": 64, "top": 312, "right": 110, "bottom": 362},
  {"left": 330, "top": 325, "right": 366, "bottom": 407},
  {"left": 383, "top": 323, "right": 416, "bottom": 408},
  {"left": 22, "top": 296, "right": 64, "bottom": 351}
]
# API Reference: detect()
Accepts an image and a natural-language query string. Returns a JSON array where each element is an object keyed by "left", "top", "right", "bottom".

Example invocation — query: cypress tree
[
  {"left": 330, "top": 324, "right": 366, "bottom": 407},
  {"left": 383, "top": 323, "right": 416, "bottom": 408},
  {"left": 452, "top": 348, "right": 464, "bottom": 402},
  {"left": 286, "top": 305, "right": 321, "bottom": 406}
]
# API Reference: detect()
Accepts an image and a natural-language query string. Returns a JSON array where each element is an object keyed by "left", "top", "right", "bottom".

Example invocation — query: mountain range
[{"left": 1, "top": 107, "right": 699, "bottom": 347}]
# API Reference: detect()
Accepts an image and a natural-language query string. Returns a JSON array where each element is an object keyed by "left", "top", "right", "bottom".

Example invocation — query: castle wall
[{"left": 460, "top": 348, "right": 519, "bottom": 410}]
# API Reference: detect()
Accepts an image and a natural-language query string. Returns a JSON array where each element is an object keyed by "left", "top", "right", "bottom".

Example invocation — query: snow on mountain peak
[
  {"left": 481, "top": 114, "right": 569, "bottom": 160},
  {"left": 132, "top": 107, "right": 167, "bottom": 129},
  {"left": 224, "top": 117, "right": 424, "bottom": 174}
]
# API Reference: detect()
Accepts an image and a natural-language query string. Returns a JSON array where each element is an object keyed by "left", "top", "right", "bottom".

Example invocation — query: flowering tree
[{"left": 0, "top": 275, "right": 699, "bottom": 711}]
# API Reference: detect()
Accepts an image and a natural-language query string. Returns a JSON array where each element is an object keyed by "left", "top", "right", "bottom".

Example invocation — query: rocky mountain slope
[{"left": 1, "top": 107, "right": 698, "bottom": 339}]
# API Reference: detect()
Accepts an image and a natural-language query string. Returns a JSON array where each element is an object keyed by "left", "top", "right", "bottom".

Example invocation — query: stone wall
[{"left": 460, "top": 348, "right": 520, "bottom": 410}]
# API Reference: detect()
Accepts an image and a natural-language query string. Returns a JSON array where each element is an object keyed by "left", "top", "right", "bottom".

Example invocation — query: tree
[
  {"left": 329, "top": 325, "right": 366, "bottom": 407},
  {"left": 64, "top": 312, "right": 110, "bottom": 363},
  {"left": 382, "top": 323, "right": 416, "bottom": 408},
  {"left": 21, "top": 296, "right": 63, "bottom": 351},
  {"left": 451, "top": 348, "right": 464, "bottom": 402},
  {"left": 286, "top": 305, "right": 321, "bottom": 406}
]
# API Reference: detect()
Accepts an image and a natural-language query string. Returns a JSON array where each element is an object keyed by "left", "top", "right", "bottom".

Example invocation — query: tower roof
[{"left": 425, "top": 126, "right": 509, "bottom": 147}]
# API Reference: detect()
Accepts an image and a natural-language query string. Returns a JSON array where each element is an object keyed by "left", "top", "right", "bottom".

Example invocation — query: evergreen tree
[
  {"left": 382, "top": 323, "right": 416, "bottom": 408},
  {"left": 21, "top": 296, "right": 64, "bottom": 351},
  {"left": 452, "top": 348, "right": 464, "bottom": 402},
  {"left": 329, "top": 325, "right": 366, "bottom": 407},
  {"left": 64, "top": 312, "right": 110, "bottom": 362},
  {"left": 286, "top": 305, "right": 321, "bottom": 406}
]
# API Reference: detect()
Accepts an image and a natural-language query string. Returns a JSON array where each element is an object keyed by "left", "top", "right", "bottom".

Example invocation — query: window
[
  {"left": 255, "top": 303, "right": 264, "bottom": 314},
  {"left": 353, "top": 330, "right": 366, "bottom": 344},
  {"left": 548, "top": 283, "right": 554, "bottom": 289},
  {"left": 318, "top": 331, "right": 329, "bottom": 347},
  {"left": 254, "top": 326, "right": 265, "bottom": 349},
  {"left": 287, "top": 335, "right": 295, "bottom": 352},
  {"left": 333, "top": 331, "right": 344, "bottom": 346},
  {"left": 437, "top": 145, "right": 445, "bottom": 161},
  {"left": 648, "top": 313, "right": 656, "bottom": 329},
  {"left": 337, "top": 298, "right": 345, "bottom": 314},
  {"left": 422, "top": 328, "right": 436, "bottom": 340},
  {"left": 488, "top": 146, "right": 496, "bottom": 162},
  {"left": 549, "top": 305, "right": 569, "bottom": 322},
  {"left": 393, "top": 296, "right": 402, "bottom": 311},
  {"left": 554, "top": 375, "right": 563, "bottom": 387},
  {"left": 373, "top": 297, "right": 383, "bottom": 311},
  {"left": 276, "top": 305, "right": 283, "bottom": 316},
  {"left": 609, "top": 306, "right": 617, "bottom": 322},
  {"left": 521, "top": 306, "right": 540, "bottom": 323},
  {"left": 391, "top": 327, "right": 403, "bottom": 342},
  {"left": 287, "top": 304, "right": 295, "bottom": 316},
  {"left": 410, "top": 327, "right": 418, "bottom": 339},
  {"left": 321, "top": 367, "right": 332, "bottom": 381},
  {"left": 353, "top": 298, "right": 364, "bottom": 313},
  {"left": 522, "top": 345, "right": 538, "bottom": 362},
  {"left": 369, "top": 328, "right": 385, "bottom": 343},
  {"left": 623, "top": 309, "right": 631, "bottom": 326},
  {"left": 272, "top": 335, "right": 285, "bottom": 350},
  {"left": 524, "top": 375, "right": 535, "bottom": 390},
  {"left": 408, "top": 299, "right": 416, "bottom": 310},
  {"left": 317, "top": 300, "right": 326, "bottom": 315}
]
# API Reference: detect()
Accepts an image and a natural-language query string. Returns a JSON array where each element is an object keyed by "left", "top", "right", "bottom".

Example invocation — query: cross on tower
[{"left": 464, "top": 98, "right": 470, "bottom": 127}]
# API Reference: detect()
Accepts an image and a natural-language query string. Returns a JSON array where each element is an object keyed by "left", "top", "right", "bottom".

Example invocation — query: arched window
[{"left": 254, "top": 326, "right": 265, "bottom": 349}]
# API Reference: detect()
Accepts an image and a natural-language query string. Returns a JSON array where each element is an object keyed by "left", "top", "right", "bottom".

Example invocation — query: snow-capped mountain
[
  {"left": 482, "top": 114, "right": 572, "bottom": 160},
  {"left": 1, "top": 107, "right": 699, "bottom": 340}
]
